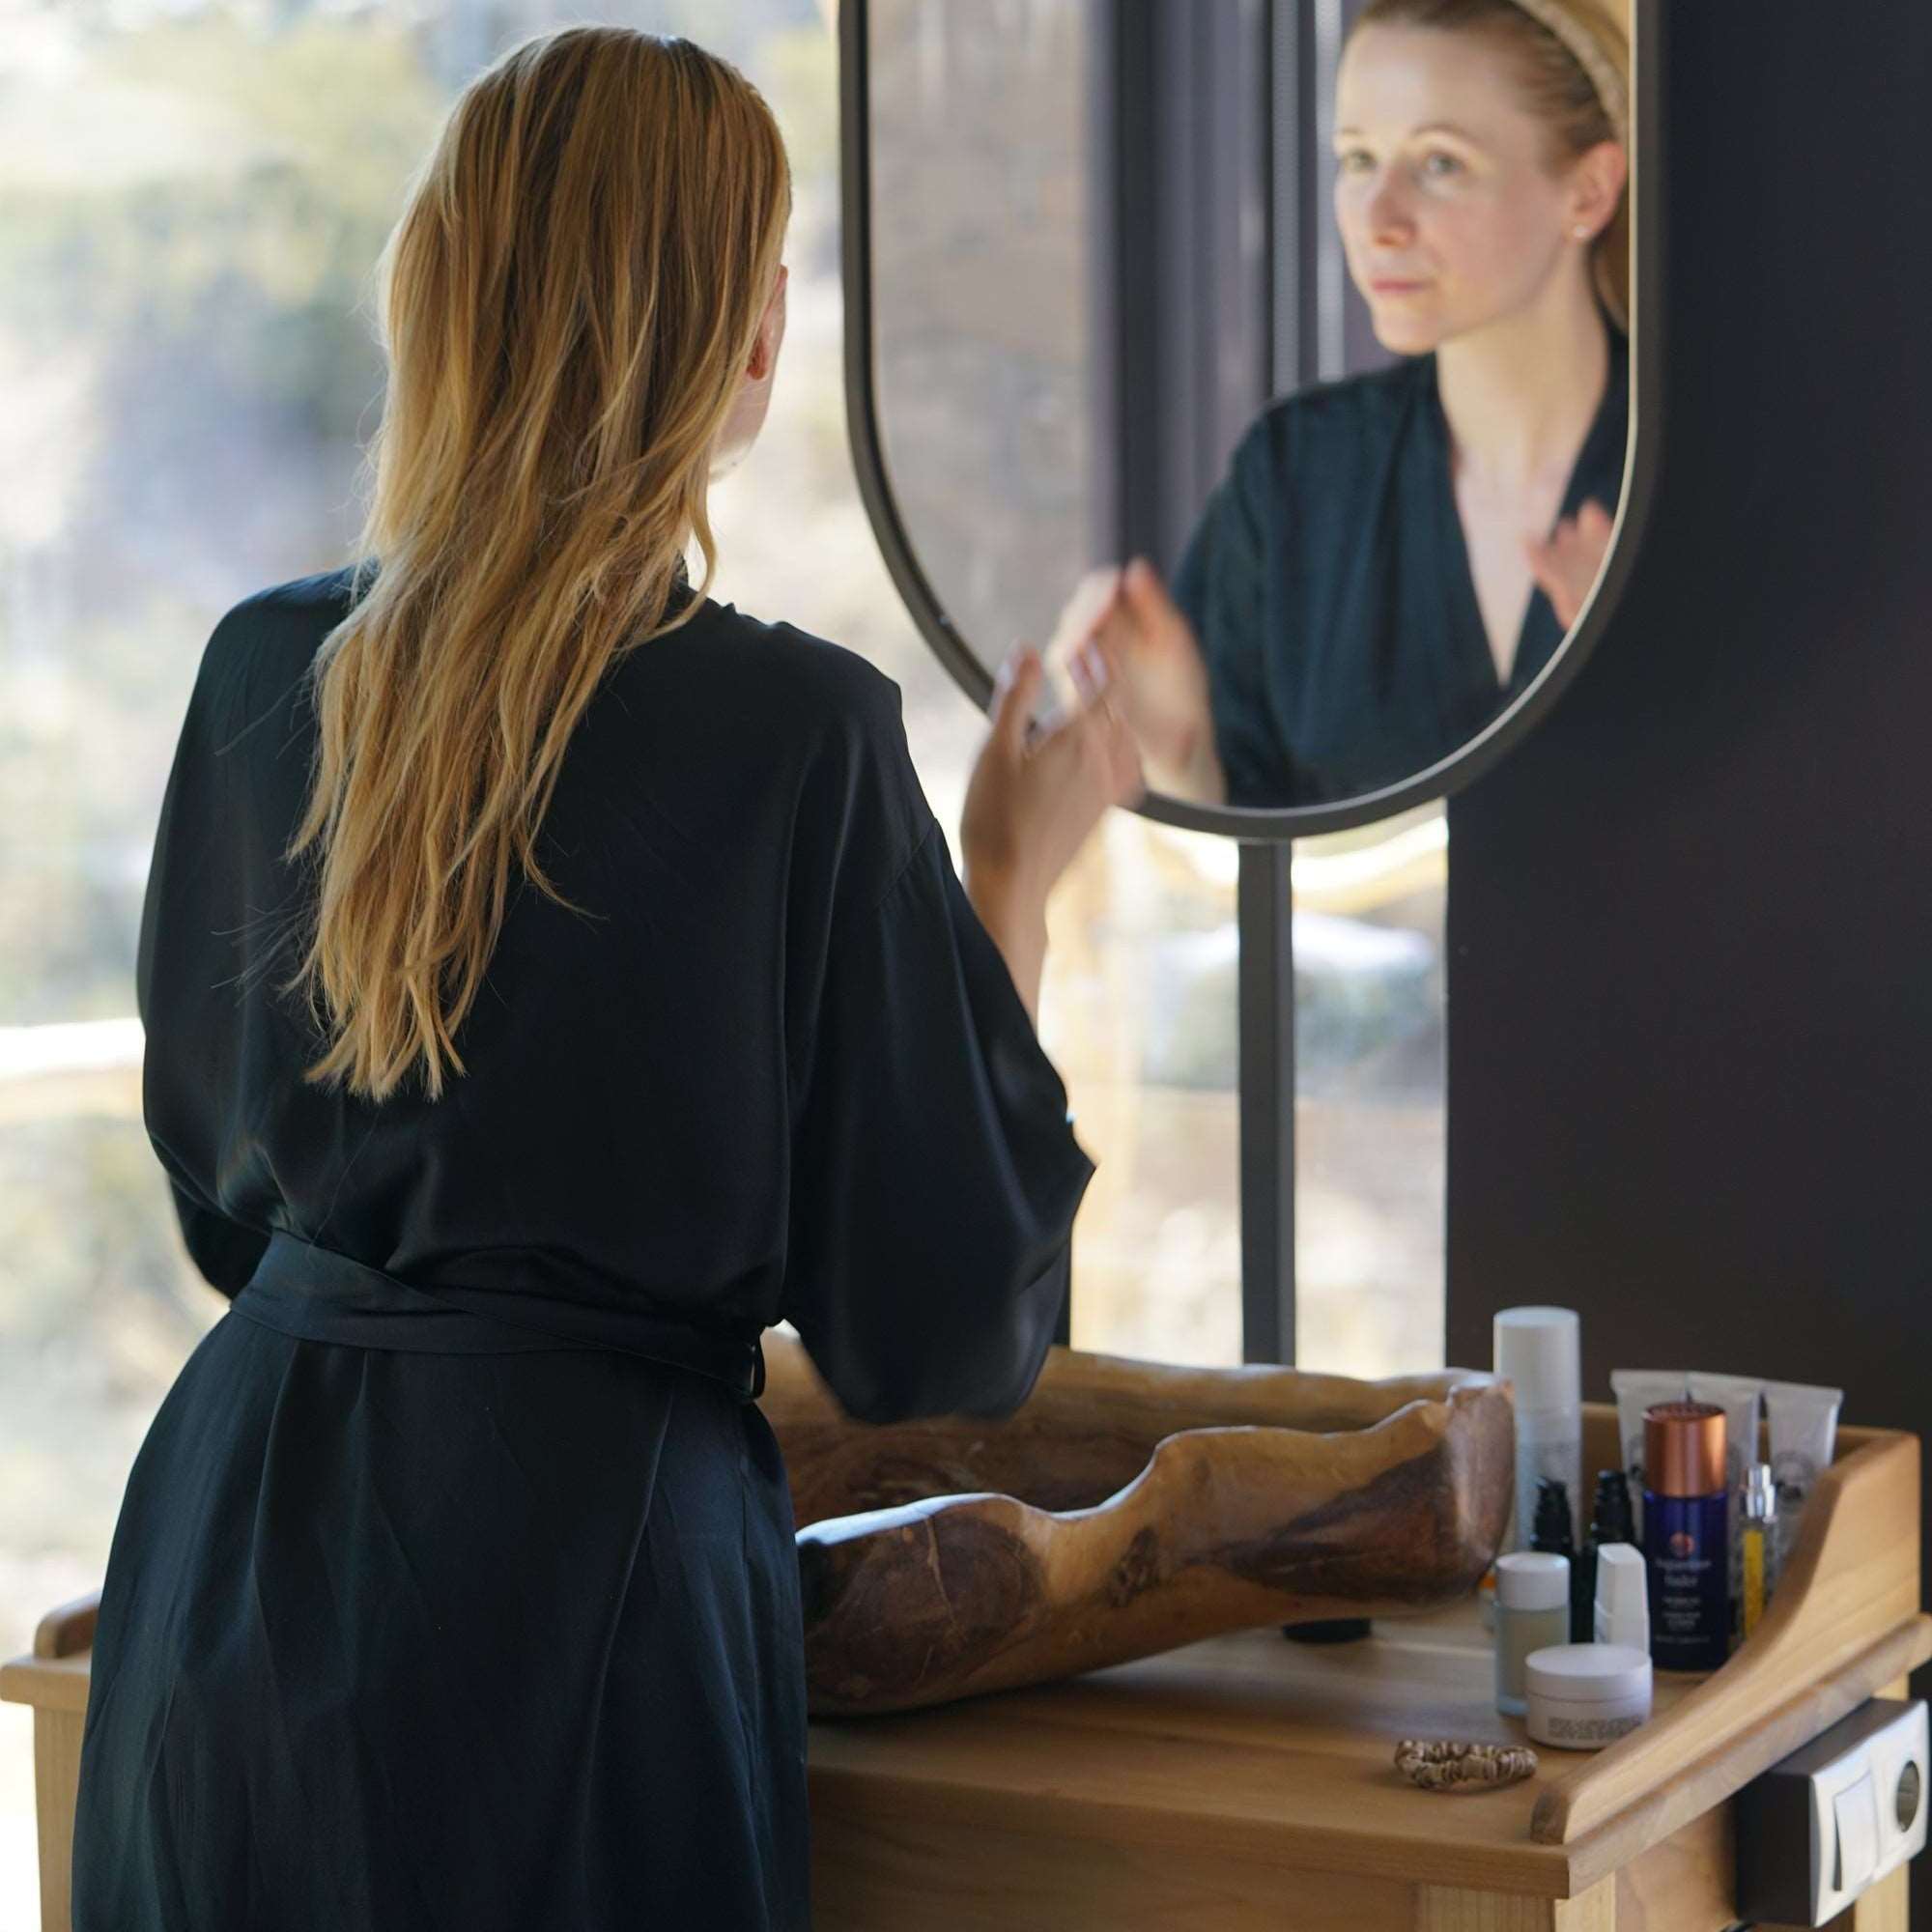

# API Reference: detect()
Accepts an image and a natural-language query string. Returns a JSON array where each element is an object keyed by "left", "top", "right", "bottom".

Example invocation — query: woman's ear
[
  {"left": 748, "top": 265, "right": 788, "bottom": 383},
  {"left": 1569, "top": 139, "right": 1628, "bottom": 240}
]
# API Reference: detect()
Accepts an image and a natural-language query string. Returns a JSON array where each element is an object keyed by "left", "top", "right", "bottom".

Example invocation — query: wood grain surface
[{"left": 763, "top": 1334, "right": 1514, "bottom": 1714}]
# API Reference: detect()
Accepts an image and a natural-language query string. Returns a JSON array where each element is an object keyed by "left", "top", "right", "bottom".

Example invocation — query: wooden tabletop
[{"left": 810, "top": 1600, "right": 1677, "bottom": 1899}]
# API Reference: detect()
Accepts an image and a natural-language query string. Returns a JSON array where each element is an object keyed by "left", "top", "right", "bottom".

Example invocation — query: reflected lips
[{"left": 1370, "top": 279, "right": 1427, "bottom": 294}]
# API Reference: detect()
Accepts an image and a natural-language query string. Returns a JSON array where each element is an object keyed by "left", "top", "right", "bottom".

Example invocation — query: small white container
[
  {"left": 1495, "top": 1552, "right": 1572, "bottom": 1718},
  {"left": 1494, "top": 1308, "right": 1581, "bottom": 1549},
  {"left": 1525, "top": 1643, "right": 1654, "bottom": 1750}
]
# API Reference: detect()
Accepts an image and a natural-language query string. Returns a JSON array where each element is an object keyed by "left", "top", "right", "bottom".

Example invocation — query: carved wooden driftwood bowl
[{"left": 761, "top": 1333, "right": 1515, "bottom": 1717}]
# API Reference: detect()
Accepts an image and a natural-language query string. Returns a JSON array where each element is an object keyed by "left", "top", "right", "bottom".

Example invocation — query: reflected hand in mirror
[
  {"left": 961, "top": 645, "right": 1145, "bottom": 1022},
  {"left": 1046, "top": 560, "right": 1227, "bottom": 808},
  {"left": 1523, "top": 497, "right": 1615, "bottom": 632}
]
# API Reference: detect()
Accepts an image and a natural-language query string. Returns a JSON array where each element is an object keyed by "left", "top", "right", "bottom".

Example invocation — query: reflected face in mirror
[
  {"left": 861, "top": 0, "right": 1634, "bottom": 821},
  {"left": 1104, "top": 0, "right": 1634, "bottom": 812},
  {"left": 1333, "top": 24, "right": 1624, "bottom": 359}
]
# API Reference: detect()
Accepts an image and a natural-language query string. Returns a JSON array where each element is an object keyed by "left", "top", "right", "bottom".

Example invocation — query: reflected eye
[
  {"left": 1421, "top": 151, "right": 1464, "bottom": 179},
  {"left": 1335, "top": 149, "right": 1375, "bottom": 176}
]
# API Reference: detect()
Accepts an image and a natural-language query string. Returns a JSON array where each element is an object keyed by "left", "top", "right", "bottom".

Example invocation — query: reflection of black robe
[
  {"left": 1175, "top": 323, "right": 1630, "bottom": 809},
  {"left": 71, "top": 570, "right": 1093, "bottom": 1930}
]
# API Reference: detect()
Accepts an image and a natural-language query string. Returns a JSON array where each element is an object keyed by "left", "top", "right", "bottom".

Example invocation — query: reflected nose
[{"left": 1367, "top": 177, "right": 1415, "bottom": 242}]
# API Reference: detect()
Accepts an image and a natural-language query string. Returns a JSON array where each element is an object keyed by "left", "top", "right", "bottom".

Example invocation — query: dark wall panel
[{"left": 1444, "top": 4, "right": 1932, "bottom": 1896}]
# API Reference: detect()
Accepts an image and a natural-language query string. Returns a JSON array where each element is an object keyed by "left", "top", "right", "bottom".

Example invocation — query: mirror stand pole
[{"left": 1237, "top": 840, "right": 1296, "bottom": 1367}]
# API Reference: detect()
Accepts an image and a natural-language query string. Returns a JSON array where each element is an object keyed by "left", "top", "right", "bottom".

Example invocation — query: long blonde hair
[
  {"left": 286, "top": 29, "right": 790, "bottom": 1102},
  {"left": 1350, "top": 0, "right": 1631, "bottom": 331}
]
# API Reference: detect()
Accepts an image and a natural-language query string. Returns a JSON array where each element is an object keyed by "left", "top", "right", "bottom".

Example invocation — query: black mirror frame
[{"left": 839, "top": 0, "right": 1664, "bottom": 842}]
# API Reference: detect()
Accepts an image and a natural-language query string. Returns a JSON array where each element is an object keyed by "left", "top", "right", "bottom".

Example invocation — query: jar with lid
[{"left": 1494, "top": 1551, "right": 1571, "bottom": 1718}]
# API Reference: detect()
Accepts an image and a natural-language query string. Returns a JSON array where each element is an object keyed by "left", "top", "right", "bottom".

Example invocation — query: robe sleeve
[
  {"left": 134, "top": 621, "right": 272, "bottom": 1300},
  {"left": 1173, "top": 421, "right": 1296, "bottom": 809},
  {"left": 781, "top": 691, "right": 1096, "bottom": 1427}
]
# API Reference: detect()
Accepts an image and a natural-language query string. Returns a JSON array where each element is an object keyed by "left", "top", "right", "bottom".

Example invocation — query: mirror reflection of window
[
  {"left": 867, "top": 0, "right": 1094, "bottom": 662},
  {"left": 866, "top": 1, "right": 1249, "bottom": 1375}
]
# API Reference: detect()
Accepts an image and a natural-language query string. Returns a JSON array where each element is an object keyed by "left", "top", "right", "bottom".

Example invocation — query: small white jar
[
  {"left": 1524, "top": 1643, "right": 1654, "bottom": 1749},
  {"left": 1494, "top": 1552, "right": 1572, "bottom": 1718}
]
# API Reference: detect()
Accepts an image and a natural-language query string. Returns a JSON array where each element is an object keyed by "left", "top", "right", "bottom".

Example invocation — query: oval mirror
[{"left": 841, "top": 0, "right": 1655, "bottom": 838}]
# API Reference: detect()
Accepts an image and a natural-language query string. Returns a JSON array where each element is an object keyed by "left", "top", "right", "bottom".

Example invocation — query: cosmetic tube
[
  {"left": 1496, "top": 1309, "right": 1581, "bottom": 1550},
  {"left": 1763, "top": 1379, "right": 1840, "bottom": 1583},
  {"left": 1610, "top": 1370, "right": 1686, "bottom": 1538},
  {"left": 1688, "top": 1372, "right": 1764, "bottom": 1648},
  {"left": 1742, "top": 1463, "right": 1776, "bottom": 1638},
  {"left": 1593, "top": 1542, "right": 1649, "bottom": 1652},
  {"left": 1644, "top": 1402, "right": 1730, "bottom": 1671}
]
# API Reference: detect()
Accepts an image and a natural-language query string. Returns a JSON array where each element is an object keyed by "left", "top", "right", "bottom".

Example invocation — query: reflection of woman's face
[{"left": 1333, "top": 24, "right": 1595, "bottom": 355}]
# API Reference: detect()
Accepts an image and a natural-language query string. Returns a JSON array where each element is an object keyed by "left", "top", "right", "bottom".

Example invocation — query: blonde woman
[{"left": 72, "top": 31, "right": 1139, "bottom": 1929}]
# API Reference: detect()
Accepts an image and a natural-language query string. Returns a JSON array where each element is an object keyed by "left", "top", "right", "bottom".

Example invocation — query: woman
[
  {"left": 1071, "top": 0, "right": 1630, "bottom": 809},
  {"left": 71, "top": 30, "right": 1139, "bottom": 1931}
]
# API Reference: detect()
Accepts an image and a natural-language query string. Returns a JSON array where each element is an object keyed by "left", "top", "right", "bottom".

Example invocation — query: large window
[{"left": 0, "top": 2, "right": 1442, "bottom": 1911}]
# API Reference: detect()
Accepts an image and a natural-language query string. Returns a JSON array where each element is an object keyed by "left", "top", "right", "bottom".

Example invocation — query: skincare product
[
  {"left": 1496, "top": 1309, "right": 1581, "bottom": 1550},
  {"left": 1589, "top": 1468, "right": 1636, "bottom": 1543},
  {"left": 1477, "top": 1565, "right": 1497, "bottom": 1634},
  {"left": 1763, "top": 1378, "right": 1842, "bottom": 1584},
  {"left": 1644, "top": 1402, "right": 1730, "bottom": 1671},
  {"left": 1531, "top": 1477, "right": 1580, "bottom": 1641},
  {"left": 1688, "top": 1371, "right": 1765, "bottom": 1646},
  {"left": 1573, "top": 1469, "right": 1636, "bottom": 1643},
  {"left": 1495, "top": 1552, "right": 1572, "bottom": 1718},
  {"left": 1742, "top": 1463, "right": 1776, "bottom": 1639},
  {"left": 1531, "top": 1478, "right": 1576, "bottom": 1560},
  {"left": 1610, "top": 1370, "right": 1687, "bottom": 1536},
  {"left": 1593, "top": 1542, "right": 1649, "bottom": 1650},
  {"left": 1524, "top": 1643, "right": 1654, "bottom": 1749}
]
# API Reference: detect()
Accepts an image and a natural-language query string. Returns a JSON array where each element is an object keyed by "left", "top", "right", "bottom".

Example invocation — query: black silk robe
[
  {"left": 1176, "top": 320, "right": 1630, "bottom": 809},
  {"left": 71, "top": 568, "right": 1094, "bottom": 1930}
]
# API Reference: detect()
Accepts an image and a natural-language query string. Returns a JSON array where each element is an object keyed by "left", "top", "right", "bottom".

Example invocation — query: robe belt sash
[{"left": 231, "top": 1229, "right": 767, "bottom": 1400}]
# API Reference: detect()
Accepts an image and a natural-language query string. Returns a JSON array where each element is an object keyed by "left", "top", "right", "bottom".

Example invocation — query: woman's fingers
[
  {"left": 993, "top": 644, "right": 1042, "bottom": 753},
  {"left": 1122, "top": 554, "right": 1185, "bottom": 633},
  {"left": 1096, "top": 698, "right": 1148, "bottom": 807}
]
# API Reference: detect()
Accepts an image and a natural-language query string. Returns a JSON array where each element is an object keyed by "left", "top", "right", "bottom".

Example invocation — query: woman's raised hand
[
  {"left": 1523, "top": 497, "right": 1615, "bottom": 633},
  {"left": 963, "top": 645, "right": 1145, "bottom": 907},
  {"left": 960, "top": 645, "right": 1143, "bottom": 1022},
  {"left": 1064, "top": 558, "right": 1223, "bottom": 804}
]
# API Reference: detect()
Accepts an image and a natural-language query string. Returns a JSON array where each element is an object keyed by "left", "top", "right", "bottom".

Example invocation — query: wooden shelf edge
[
  {"left": 1564, "top": 1614, "right": 1931, "bottom": 1889},
  {"left": 33, "top": 1588, "right": 99, "bottom": 1660},
  {"left": 1534, "top": 1426, "right": 1923, "bottom": 1861}
]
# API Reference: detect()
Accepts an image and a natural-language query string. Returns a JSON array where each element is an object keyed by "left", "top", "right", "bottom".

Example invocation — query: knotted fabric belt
[{"left": 232, "top": 1230, "right": 766, "bottom": 1400}]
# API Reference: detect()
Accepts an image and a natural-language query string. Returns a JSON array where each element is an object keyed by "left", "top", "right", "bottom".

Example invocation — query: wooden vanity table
[
  {"left": 6, "top": 1405, "right": 1926, "bottom": 1931},
  {"left": 805, "top": 1405, "right": 1928, "bottom": 1932}
]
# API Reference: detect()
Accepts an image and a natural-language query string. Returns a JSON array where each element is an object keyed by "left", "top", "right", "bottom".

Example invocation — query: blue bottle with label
[{"left": 1643, "top": 1402, "right": 1730, "bottom": 1671}]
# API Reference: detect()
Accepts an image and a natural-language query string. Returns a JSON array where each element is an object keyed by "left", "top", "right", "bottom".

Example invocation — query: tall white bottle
[{"left": 1493, "top": 1306, "right": 1582, "bottom": 1551}]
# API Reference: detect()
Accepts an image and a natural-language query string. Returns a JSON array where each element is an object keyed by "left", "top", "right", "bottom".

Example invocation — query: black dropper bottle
[
  {"left": 1528, "top": 1476, "right": 1577, "bottom": 1639},
  {"left": 1530, "top": 1477, "right": 1576, "bottom": 1559},
  {"left": 1572, "top": 1469, "right": 1636, "bottom": 1643}
]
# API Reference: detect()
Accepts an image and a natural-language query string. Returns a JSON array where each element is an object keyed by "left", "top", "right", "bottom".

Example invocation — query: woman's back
[
  {"left": 78, "top": 562, "right": 1096, "bottom": 1931},
  {"left": 140, "top": 563, "right": 1090, "bottom": 1421}
]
